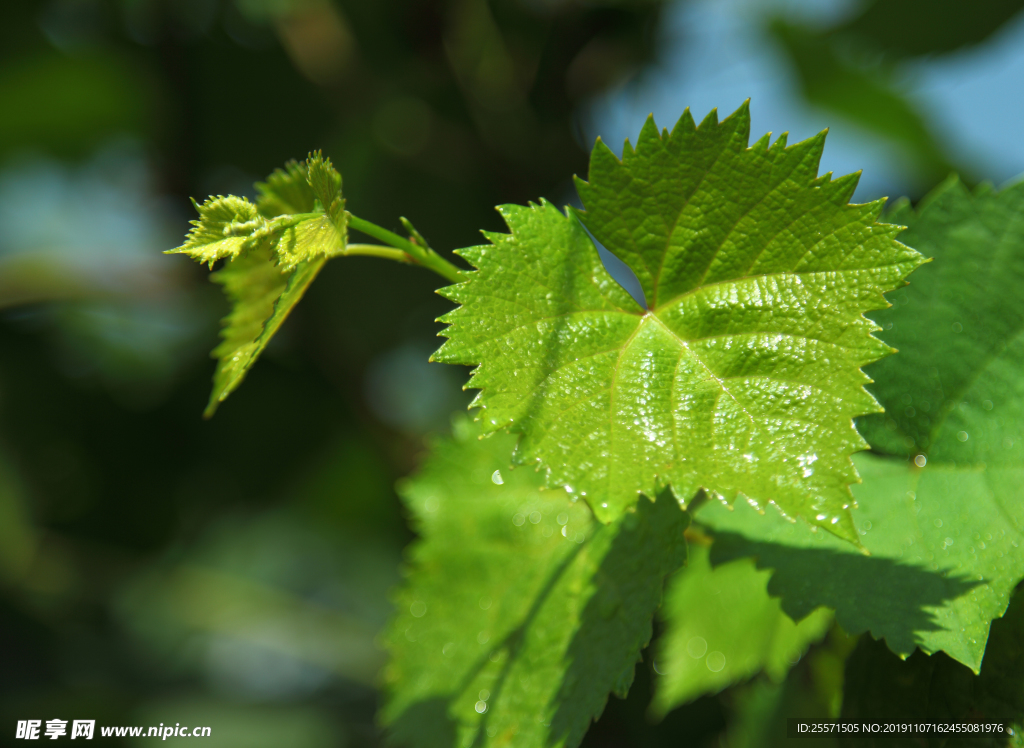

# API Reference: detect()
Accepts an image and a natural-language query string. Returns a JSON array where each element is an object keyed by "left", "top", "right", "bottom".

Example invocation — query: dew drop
[{"left": 491, "top": 470, "right": 504, "bottom": 485}]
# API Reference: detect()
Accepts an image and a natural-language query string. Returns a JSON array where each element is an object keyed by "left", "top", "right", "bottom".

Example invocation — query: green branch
[
  {"left": 344, "top": 243, "right": 414, "bottom": 264},
  {"left": 347, "top": 214, "right": 465, "bottom": 284}
]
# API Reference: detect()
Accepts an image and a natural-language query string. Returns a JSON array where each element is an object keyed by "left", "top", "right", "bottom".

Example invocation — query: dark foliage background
[{"left": 1, "top": 1, "right": 1022, "bottom": 745}]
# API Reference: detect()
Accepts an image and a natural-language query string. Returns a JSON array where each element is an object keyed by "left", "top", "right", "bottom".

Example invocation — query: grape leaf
[
  {"left": 181, "top": 153, "right": 347, "bottom": 416},
  {"left": 434, "top": 101, "right": 924, "bottom": 541},
  {"left": 716, "top": 628, "right": 855, "bottom": 748},
  {"left": 840, "top": 588, "right": 1024, "bottom": 745},
  {"left": 174, "top": 195, "right": 264, "bottom": 268},
  {"left": 859, "top": 176, "right": 1024, "bottom": 462},
  {"left": 651, "top": 541, "right": 831, "bottom": 715},
  {"left": 263, "top": 151, "right": 348, "bottom": 273},
  {"left": 382, "top": 420, "right": 687, "bottom": 748},
  {"left": 306, "top": 151, "right": 346, "bottom": 231},
  {"left": 701, "top": 452, "right": 1010, "bottom": 672},
  {"left": 169, "top": 152, "right": 347, "bottom": 272},
  {"left": 700, "top": 176, "right": 1024, "bottom": 670},
  {"left": 205, "top": 248, "right": 325, "bottom": 417},
  {"left": 256, "top": 159, "right": 316, "bottom": 217}
]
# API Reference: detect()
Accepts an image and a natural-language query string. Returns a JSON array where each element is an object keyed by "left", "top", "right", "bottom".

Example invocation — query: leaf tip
[{"left": 202, "top": 398, "right": 220, "bottom": 419}]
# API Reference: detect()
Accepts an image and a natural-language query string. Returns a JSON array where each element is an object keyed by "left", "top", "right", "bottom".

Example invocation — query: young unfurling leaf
[
  {"left": 256, "top": 159, "right": 316, "bottom": 217},
  {"left": 173, "top": 195, "right": 264, "bottom": 268},
  {"left": 171, "top": 153, "right": 346, "bottom": 416}
]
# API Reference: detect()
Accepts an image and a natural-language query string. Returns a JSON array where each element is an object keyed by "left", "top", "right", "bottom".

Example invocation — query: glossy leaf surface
[
  {"left": 652, "top": 542, "right": 831, "bottom": 714},
  {"left": 382, "top": 421, "right": 687, "bottom": 748},
  {"left": 435, "top": 102, "right": 924, "bottom": 540},
  {"left": 703, "top": 449, "right": 1023, "bottom": 672},
  {"left": 701, "top": 176, "right": 1020, "bottom": 671}
]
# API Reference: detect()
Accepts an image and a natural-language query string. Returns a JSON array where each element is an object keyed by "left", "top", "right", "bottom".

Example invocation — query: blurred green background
[{"left": 1, "top": 0, "right": 1023, "bottom": 746}]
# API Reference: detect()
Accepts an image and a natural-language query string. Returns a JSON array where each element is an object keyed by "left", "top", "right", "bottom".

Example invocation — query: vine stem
[
  {"left": 347, "top": 214, "right": 464, "bottom": 284},
  {"left": 344, "top": 244, "right": 413, "bottom": 264}
]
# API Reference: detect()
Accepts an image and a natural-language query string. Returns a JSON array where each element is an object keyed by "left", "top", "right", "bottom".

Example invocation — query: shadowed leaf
[{"left": 382, "top": 421, "right": 686, "bottom": 748}]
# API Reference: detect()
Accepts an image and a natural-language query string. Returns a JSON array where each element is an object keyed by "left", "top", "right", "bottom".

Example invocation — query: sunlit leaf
[
  {"left": 700, "top": 177, "right": 1024, "bottom": 668},
  {"left": 171, "top": 195, "right": 264, "bottom": 268},
  {"left": 256, "top": 159, "right": 316, "bottom": 217},
  {"left": 704, "top": 176, "right": 1024, "bottom": 671},
  {"left": 701, "top": 452, "right": 1014, "bottom": 672},
  {"left": 435, "top": 102, "right": 924, "bottom": 541},
  {"left": 306, "top": 151, "right": 346, "bottom": 232},
  {"left": 171, "top": 153, "right": 348, "bottom": 415}
]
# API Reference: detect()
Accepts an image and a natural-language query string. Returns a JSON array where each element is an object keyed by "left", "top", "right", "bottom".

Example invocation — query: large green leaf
[
  {"left": 382, "top": 421, "right": 687, "bottom": 748},
  {"left": 652, "top": 541, "right": 831, "bottom": 715},
  {"left": 654, "top": 175, "right": 1024, "bottom": 672},
  {"left": 434, "top": 102, "right": 923, "bottom": 541}
]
